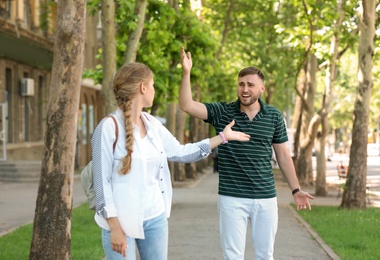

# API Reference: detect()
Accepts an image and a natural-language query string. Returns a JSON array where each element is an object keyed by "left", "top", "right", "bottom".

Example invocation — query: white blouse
[
  {"left": 138, "top": 134, "right": 165, "bottom": 221},
  {"left": 91, "top": 108, "right": 211, "bottom": 239}
]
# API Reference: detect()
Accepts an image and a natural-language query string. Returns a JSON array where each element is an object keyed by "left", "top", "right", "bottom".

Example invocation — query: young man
[{"left": 179, "top": 47, "right": 314, "bottom": 260}]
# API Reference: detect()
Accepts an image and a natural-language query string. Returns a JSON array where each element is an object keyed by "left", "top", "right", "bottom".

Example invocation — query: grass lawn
[
  {"left": 0, "top": 203, "right": 104, "bottom": 259},
  {"left": 296, "top": 205, "right": 380, "bottom": 260}
]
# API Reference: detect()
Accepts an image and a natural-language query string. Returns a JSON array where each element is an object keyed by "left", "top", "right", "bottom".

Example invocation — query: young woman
[{"left": 91, "top": 62, "right": 250, "bottom": 260}]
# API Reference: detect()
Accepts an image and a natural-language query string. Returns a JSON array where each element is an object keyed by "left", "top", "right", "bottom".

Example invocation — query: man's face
[{"left": 237, "top": 74, "right": 265, "bottom": 107}]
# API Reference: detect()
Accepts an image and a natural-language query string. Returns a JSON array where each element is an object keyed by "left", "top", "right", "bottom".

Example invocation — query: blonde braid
[
  {"left": 120, "top": 100, "right": 133, "bottom": 174},
  {"left": 113, "top": 62, "right": 153, "bottom": 175}
]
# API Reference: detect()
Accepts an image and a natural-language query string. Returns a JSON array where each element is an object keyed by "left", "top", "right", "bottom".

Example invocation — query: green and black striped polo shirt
[{"left": 204, "top": 98, "right": 288, "bottom": 199}]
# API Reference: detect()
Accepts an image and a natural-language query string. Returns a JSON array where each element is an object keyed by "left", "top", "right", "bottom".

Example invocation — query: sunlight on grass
[
  {"left": 296, "top": 205, "right": 380, "bottom": 260},
  {"left": 0, "top": 203, "right": 104, "bottom": 259}
]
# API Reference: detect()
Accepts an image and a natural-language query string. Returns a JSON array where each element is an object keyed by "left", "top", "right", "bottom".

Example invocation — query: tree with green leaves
[
  {"left": 123, "top": 0, "right": 148, "bottom": 64},
  {"left": 314, "top": 0, "right": 347, "bottom": 196},
  {"left": 341, "top": 0, "right": 377, "bottom": 209},
  {"left": 281, "top": 0, "right": 321, "bottom": 186},
  {"left": 29, "top": 0, "right": 87, "bottom": 258},
  {"left": 87, "top": 0, "right": 148, "bottom": 114}
]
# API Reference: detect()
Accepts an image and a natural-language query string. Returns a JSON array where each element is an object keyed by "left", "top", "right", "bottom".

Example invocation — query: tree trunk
[
  {"left": 296, "top": 147, "right": 313, "bottom": 185},
  {"left": 186, "top": 115, "right": 199, "bottom": 179},
  {"left": 296, "top": 114, "right": 321, "bottom": 185},
  {"left": 29, "top": 1, "right": 86, "bottom": 259},
  {"left": 341, "top": 0, "right": 375, "bottom": 209},
  {"left": 101, "top": 0, "right": 117, "bottom": 115},
  {"left": 166, "top": 103, "right": 176, "bottom": 183},
  {"left": 315, "top": 131, "right": 327, "bottom": 196},
  {"left": 197, "top": 121, "right": 210, "bottom": 172},
  {"left": 264, "top": 82, "right": 274, "bottom": 105},
  {"left": 168, "top": 0, "right": 179, "bottom": 10},
  {"left": 123, "top": 0, "right": 148, "bottom": 64},
  {"left": 315, "top": 0, "right": 346, "bottom": 196},
  {"left": 174, "top": 105, "right": 186, "bottom": 181},
  {"left": 300, "top": 53, "right": 316, "bottom": 140},
  {"left": 291, "top": 69, "right": 306, "bottom": 161},
  {"left": 296, "top": 53, "right": 318, "bottom": 185},
  {"left": 215, "top": 0, "right": 233, "bottom": 60}
]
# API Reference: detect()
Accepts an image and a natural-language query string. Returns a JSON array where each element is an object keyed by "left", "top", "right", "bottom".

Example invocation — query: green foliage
[
  {"left": 0, "top": 203, "right": 103, "bottom": 259},
  {"left": 202, "top": 0, "right": 304, "bottom": 109},
  {"left": 115, "top": 0, "right": 139, "bottom": 45},
  {"left": 82, "top": 0, "right": 379, "bottom": 136},
  {"left": 84, "top": 0, "right": 222, "bottom": 117},
  {"left": 134, "top": 1, "right": 219, "bottom": 110},
  {"left": 82, "top": 65, "right": 103, "bottom": 84},
  {"left": 39, "top": 1, "right": 57, "bottom": 33},
  {"left": 87, "top": 0, "right": 101, "bottom": 16},
  {"left": 136, "top": 0, "right": 178, "bottom": 105},
  {"left": 296, "top": 205, "right": 380, "bottom": 260},
  {"left": 82, "top": 49, "right": 103, "bottom": 84}
]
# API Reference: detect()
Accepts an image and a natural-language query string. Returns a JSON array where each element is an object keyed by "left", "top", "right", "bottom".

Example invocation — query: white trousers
[{"left": 218, "top": 195, "right": 278, "bottom": 260}]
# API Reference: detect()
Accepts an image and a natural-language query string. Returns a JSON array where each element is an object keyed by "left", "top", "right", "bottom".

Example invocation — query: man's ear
[{"left": 261, "top": 84, "right": 266, "bottom": 94}]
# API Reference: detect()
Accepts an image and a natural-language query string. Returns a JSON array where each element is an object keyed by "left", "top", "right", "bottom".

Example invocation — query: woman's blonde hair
[{"left": 113, "top": 62, "right": 153, "bottom": 174}]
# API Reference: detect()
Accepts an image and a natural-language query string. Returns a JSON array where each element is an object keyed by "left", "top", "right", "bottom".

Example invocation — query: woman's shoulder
[{"left": 94, "top": 114, "right": 119, "bottom": 135}]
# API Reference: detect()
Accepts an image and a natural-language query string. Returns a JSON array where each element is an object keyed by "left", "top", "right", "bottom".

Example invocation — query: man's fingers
[{"left": 297, "top": 203, "right": 312, "bottom": 211}]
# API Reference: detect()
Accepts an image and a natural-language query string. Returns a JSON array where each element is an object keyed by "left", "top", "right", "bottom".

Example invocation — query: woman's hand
[
  {"left": 222, "top": 120, "right": 250, "bottom": 142},
  {"left": 110, "top": 227, "right": 127, "bottom": 257},
  {"left": 107, "top": 217, "right": 127, "bottom": 257}
]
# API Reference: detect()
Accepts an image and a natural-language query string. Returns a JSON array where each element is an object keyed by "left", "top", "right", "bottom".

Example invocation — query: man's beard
[{"left": 239, "top": 96, "right": 258, "bottom": 107}]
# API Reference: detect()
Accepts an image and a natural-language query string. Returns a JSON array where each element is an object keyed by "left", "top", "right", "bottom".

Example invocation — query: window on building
[
  {"left": 89, "top": 95, "right": 96, "bottom": 137},
  {"left": 89, "top": 104, "right": 94, "bottom": 137},
  {"left": 16, "top": 0, "right": 25, "bottom": 22},
  {"left": 31, "top": 0, "right": 40, "bottom": 28},
  {"left": 81, "top": 102, "right": 87, "bottom": 145},
  {"left": 22, "top": 72, "right": 32, "bottom": 142},
  {"left": 5, "top": 68, "right": 12, "bottom": 143},
  {"left": 0, "top": 0, "right": 12, "bottom": 19},
  {"left": 38, "top": 75, "right": 44, "bottom": 140}
]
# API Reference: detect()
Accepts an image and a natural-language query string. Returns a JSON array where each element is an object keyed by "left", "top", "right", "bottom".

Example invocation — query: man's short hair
[{"left": 238, "top": 67, "right": 265, "bottom": 82}]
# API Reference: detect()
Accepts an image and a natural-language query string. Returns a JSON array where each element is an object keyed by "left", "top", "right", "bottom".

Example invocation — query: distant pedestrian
[
  {"left": 212, "top": 146, "right": 219, "bottom": 173},
  {"left": 180, "top": 47, "right": 314, "bottom": 260},
  {"left": 91, "top": 62, "right": 250, "bottom": 260}
]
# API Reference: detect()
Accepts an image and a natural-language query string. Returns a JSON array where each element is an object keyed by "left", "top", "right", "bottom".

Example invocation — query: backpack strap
[{"left": 108, "top": 115, "right": 119, "bottom": 152}]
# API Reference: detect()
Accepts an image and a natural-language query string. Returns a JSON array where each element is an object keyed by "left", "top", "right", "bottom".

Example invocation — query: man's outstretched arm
[
  {"left": 179, "top": 46, "right": 208, "bottom": 120},
  {"left": 273, "top": 143, "right": 315, "bottom": 210}
]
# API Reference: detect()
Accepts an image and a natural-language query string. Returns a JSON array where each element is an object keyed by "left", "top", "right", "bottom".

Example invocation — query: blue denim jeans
[{"left": 102, "top": 212, "right": 168, "bottom": 260}]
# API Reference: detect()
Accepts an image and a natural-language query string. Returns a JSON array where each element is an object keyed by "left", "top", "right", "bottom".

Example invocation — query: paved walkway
[
  {"left": 169, "top": 170, "right": 337, "bottom": 260},
  {"left": 1, "top": 164, "right": 379, "bottom": 259},
  {"left": 0, "top": 178, "right": 87, "bottom": 236}
]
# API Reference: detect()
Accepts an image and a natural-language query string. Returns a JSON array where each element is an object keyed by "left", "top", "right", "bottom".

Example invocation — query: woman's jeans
[
  {"left": 102, "top": 213, "right": 168, "bottom": 260},
  {"left": 218, "top": 195, "right": 278, "bottom": 260}
]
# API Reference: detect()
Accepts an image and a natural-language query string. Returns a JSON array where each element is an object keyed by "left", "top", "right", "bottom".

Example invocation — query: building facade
[{"left": 0, "top": 0, "right": 102, "bottom": 168}]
